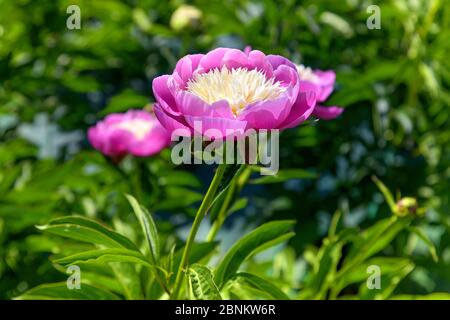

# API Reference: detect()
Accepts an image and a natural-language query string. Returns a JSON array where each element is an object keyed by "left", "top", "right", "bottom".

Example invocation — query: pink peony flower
[
  {"left": 296, "top": 64, "right": 344, "bottom": 120},
  {"left": 88, "top": 109, "right": 170, "bottom": 159},
  {"left": 152, "top": 47, "right": 317, "bottom": 138}
]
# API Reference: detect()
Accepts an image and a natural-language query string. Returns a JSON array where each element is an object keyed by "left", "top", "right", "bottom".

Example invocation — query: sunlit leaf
[
  {"left": 37, "top": 216, "right": 138, "bottom": 251},
  {"left": 188, "top": 264, "right": 222, "bottom": 300},
  {"left": 215, "top": 220, "right": 295, "bottom": 287},
  {"left": 15, "top": 283, "right": 120, "bottom": 300},
  {"left": 126, "top": 194, "right": 160, "bottom": 264},
  {"left": 233, "top": 272, "right": 290, "bottom": 300}
]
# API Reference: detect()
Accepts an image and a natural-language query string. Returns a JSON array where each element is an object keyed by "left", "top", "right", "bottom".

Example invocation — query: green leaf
[
  {"left": 100, "top": 89, "right": 149, "bottom": 116},
  {"left": 328, "top": 211, "right": 343, "bottom": 238},
  {"left": 15, "top": 282, "right": 120, "bottom": 300},
  {"left": 171, "top": 242, "right": 218, "bottom": 281},
  {"left": 210, "top": 164, "right": 244, "bottom": 209},
  {"left": 81, "top": 272, "right": 124, "bottom": 294},
  {"left": 358, "top": 260, "right": 414, "bottom": 300},
  {"left": 54, "top": 248, "right": 152, "bottom": 267},
  {"left": 126, "top": 194, "right": 160, "bottom": 264},
  {"left": 228, "top": 197, "right": 248, "bottom": 215},
  {"left": 307, "top": 235, "right": 346, "bottom": 299},
  {"left": 188, "top": 264, "right": 222, "bottom": 300},
  {"left": 391, "top": 293, "right": 450, "bottom": 300},
  {"left": 339, "top": 216, "right": 411, "bottom": 278},
  {"left": 37, "top": 216, "right": 138, "bottom": 251},
  {"left": 234, "top": 272, "right": 289, "bottom": 300},
  {"left": 215, "top": 220, "right": 295, "bottom": 287},
  {"left": 335, "top": 257, "right": 413, "bottom": 294},
  {"left": 371, "top": 176, "right": 396, "bottom": 212},
  {"left": 250, "top": 169, "right": 316, "bottom": 184},
  {"left": 408, "top": 226, "right": 439, "bottom": 262},
  {"left": 110, "top": 263, "right": 143, "bottom": 300}
]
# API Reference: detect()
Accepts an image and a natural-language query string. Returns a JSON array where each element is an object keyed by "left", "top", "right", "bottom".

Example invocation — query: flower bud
[
  {"left": 394, "top": 197, "right": 418, "bottom": 217},
  {"left": 170, "top": 5, "right": 202, "bottom": 32}
]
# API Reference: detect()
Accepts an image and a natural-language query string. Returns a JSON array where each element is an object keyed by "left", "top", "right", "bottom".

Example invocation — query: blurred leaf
[
  {"left": 250, "top": 169, "right": 316, "bottom": 184},
  {"left": 391, "top": 293, "right": 450, "bottom": 300},
  {"left": 15, "top": 283, "right": 120, "bottom": 300},
  {"left": 228, "top": 197, "right": 248, "bottom": 215},
  {"left": 100, "top": 90, "right": 150, "bottom": 116},
  {"left": 358, "top": 260, "right": 414, "bottom": 299},
  {"left": 233, "top": 272, "right": 289, "bottom": 300},
  {"left": 110, "top": 263, "right": 143, "bottom": 300},
  {"left": 371, "top": 176, "right": 396, "bottom": 212},
  {"left": 339, "top": 217, "right": 411, "bottom": 279},
  {"left": 408, "top": 226, "right": 439, "bottom": 262},
  {"left": 335, "top": 257, "right": 413, "bottom": 294}
]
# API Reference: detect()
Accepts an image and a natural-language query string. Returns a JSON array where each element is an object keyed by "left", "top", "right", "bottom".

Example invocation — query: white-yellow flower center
[
  {"left": 114, "top": 119, "right": 154, "bottom": 140},
  {"left": 296, "top": 64, "right": 320, "bottom": 84},
  {"left": 186, "top": 67, "right": 286, "bottom": 115}
]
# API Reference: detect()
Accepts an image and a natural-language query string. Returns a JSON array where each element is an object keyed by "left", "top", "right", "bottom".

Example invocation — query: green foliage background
[{"left": 0, "top": 0, "right": 449, "bottom": 299}]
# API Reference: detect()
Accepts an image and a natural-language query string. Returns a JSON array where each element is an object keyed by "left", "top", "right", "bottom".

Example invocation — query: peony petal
[
  {"left": 313, "top": 105, "right": 344, "bottom": 120},
  {"left": 175, "top": 91, "right": 234, "bottom": 119},
  {"left": 238, "top": 94, "right": 292, "bottom": 129},
  {"left": 152, "top": 75, "right": 181, "bottom": 116},
  {"left": 128, "top": 126, "right": 171, "bottom": 157},
  {"left": 199, "top": 47, "right": 229, "bottom": 71},
  {"left": 184, "top": 115, "right": 247, "bottom": 140},
  {"left": 278, "top": 91, "right": 316, "bottom": 129},
  {"left": 153, "top": 103, "right": 192, "bottom": 136},
  {"left": 222, "top": 49, "right": 249, "bottom": 69},
  {"left": 247, "top": 50, "right": 273, "bottom": 77},
  {"left": 267, "top": 54, "right": 297, "bottom": 71},
  {"left": 314, "top": 70, "right": 335, "bottom": 101},
  {"left": 174, "top": 54, "right": 204, "bottom": 85},
  {"left": 273, "top": 64, "right": 300, "bottom": 91},
  {"left": 104, "top": 130, "right": 134, "bottom": 157}
]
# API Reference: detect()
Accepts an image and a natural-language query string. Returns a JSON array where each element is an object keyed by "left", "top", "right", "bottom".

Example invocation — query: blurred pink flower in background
[
  {"left": 152, "top": 47, "right": 317, "bottom": 138},
  {"left": 88, "top": 109, "right": 170, "bottom": 160},
  {"left": 296, "top": 64, "right": 344, "bottom": 120}
]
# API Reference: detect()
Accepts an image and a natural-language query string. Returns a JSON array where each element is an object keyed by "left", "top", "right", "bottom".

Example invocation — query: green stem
[
  {"left": 206, "top": 181, "right": 236, "bottom": 242},
  {"left": 170, "top": 164, "right": 227, "bottom": 300},
  {"left": 206, "top": 166, "right": 252, "bottom": 242}
]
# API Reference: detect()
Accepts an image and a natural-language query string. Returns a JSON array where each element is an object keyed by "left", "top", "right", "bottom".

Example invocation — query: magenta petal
[
  {"left": 129, "top": 127, "right": 171, "bottom": 157},
  {"left": 199, "top": 47, "right": 229, "bottom": 71},
  {"left": 105, "top": 130, "right": 133, "bottom": 157},
  {"left": 152, "top": 75, "right": 181, "bottom": 116},
  {"left": 278, "top": 91, "right": 316, "bottom": 129},
  {"left": 87, "top": 126, "right": 102, "bottom": 150},
  {"left": 314, "top": 70, "right": 336, "bottom": 101},
  {"left": 267, "top": 54, "right": 297, "bottom": 71},
  {"left": 184, "top": 115, "right": 247, "bottom": 139},
  {"left": 176, "top": 91, "right": 234, "bottom": 119},
  {"left": 88, "top": 109, "right": 171, "bottom": 158},
  {"left": 273, "top": 64, "right": 300, "bottom": 88},
  {"left": 313, "top": 105, "right": 344, "bottom": 120},
  {"left": 315, "top": 70, "right": 335, "bottom": 85},
  {"left": 238, "top": 95, "right": 292, "bottom": 129},
  {"left": 222, "top": 49, "right": 249, "bottom": 69},
  {"left": 174, "top": 54, "right": 204, "bottom": 84},
  {"left": 154, "top": 103, "right": 191, "bottom": 136},
  {"left": 247, "top": 50, "right": 273, "bottom": 77}
]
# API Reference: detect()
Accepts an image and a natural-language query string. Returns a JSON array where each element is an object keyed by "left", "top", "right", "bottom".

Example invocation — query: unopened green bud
[{"left": 395, "top": 197, "right": 418, "bottom": 217}]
